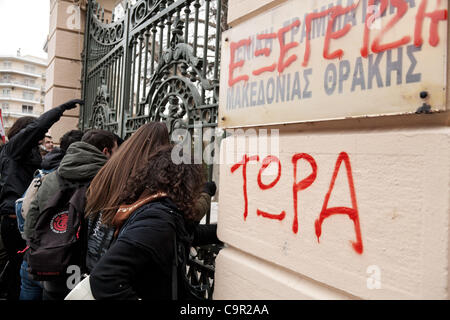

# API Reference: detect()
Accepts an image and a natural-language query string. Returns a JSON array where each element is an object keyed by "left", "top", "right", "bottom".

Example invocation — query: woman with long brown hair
[
  {"left": 88, "top": 145, "right": 205, "bottom": 299},
  {"left": 85, "top": 122, "right": 170, "bottom": 224},
  {"left": 84, "top": 122, "right": 216, "bottom": 273}
]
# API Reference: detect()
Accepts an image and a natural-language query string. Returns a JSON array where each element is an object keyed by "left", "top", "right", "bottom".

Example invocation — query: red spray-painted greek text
[
  {"left": 231, "top": 152, "right": 364, "bottom": 254},
  {"left": 228, "top": 0, "right": 447, "bottom": 87}
]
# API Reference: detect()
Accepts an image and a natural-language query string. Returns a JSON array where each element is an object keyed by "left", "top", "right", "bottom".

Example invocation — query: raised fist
[
  {"left": 60, "top": 99, "right": 84, "bottom": 110},
  {"left": 202, "top": 181, "right": 217, "bottom": 197}
]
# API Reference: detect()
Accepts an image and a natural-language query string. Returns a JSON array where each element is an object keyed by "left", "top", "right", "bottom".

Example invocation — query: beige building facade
[
  {"left": 0, "top": 54, "right": 46, "bottom": 130},
  {"left": 213, "top": 0, "right": 450, "bottom": 300}
]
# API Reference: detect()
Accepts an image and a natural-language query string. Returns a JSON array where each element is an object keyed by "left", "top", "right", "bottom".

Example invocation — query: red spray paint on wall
[
  {"left": 314, "top": 152, "right": 363, "bottom": 255},
  {"left": 228, "top": 0, "right": 448, "bottom": 86},
  {"left": 231, "top": 152, "right": 364, "bottom": 254}
]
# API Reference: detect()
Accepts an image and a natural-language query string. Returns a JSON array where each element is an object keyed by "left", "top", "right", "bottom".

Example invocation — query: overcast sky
[{"left": 0, "top": 0, "right": 49, "bottom": 59}]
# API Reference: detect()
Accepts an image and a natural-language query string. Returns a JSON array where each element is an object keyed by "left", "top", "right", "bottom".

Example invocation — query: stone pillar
[
  {"left": 214, "top": 0, "right": 450, "bottom": 300},
  {"left": 44, "top": 0, "right": 114, "bottom": 142}
]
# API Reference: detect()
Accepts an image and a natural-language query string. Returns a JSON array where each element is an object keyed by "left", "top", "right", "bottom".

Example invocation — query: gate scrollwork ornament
[
  {"left": 90, "top": 69, "right": 113, "bottom": 130},
  {"left": 138, "top": 17, "right": 215, "bottom": 135}
]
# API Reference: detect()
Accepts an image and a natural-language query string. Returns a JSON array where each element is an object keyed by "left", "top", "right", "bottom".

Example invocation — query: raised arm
[{"left": 6, "top": 99, "right": 83, "bottom": 160}]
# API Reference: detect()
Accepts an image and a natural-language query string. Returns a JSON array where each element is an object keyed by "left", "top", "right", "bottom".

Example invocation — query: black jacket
[
  {"left": 0, "top": 106, "right": 67, "bottom": 216},
  {"left": 85, "top": 211, "right": 219, "bottom": 274},
  {"left": 85, "top": 212, "right": 116, "bottom": 273},
  {"left": 89, "top": 198, "right": 193, "bottom": 300}
]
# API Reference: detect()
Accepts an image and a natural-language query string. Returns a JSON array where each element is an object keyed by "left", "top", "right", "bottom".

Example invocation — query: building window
[
  {"left": 22, "top": 105, "right": 33, "bottom": 113},
  {"left": 23, "top": 90, "right": 35, "bottom": 100},
  {"left": 24, "top": 64, "right": 35, "bottom": 73},
  {"left": 3, "top": 61, "right": 12, "bottom": 68},
  {"left": 24, "top": 78, "right": 35, "bottom": 86},
  {"left": 1, "top": 103, "right": 9, "bottom": 110},
  {"left": 2, "top": 74, "right": 11, "bottom": 82},
  {"left": 2, "top": 89, "right": 11, "bottom": 96}
]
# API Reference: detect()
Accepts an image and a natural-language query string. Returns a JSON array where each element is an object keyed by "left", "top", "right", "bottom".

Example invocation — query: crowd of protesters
[{"left": 0, "top": 99, "right": 219, "bottom": 300}]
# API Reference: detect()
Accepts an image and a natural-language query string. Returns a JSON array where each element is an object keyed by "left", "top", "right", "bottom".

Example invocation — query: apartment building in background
[{"left": 0, "top": 53, "right": 46, "bottom": 132}]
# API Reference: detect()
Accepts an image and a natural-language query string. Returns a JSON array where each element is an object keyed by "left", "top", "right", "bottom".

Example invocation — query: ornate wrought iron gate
[{"left": 81, "top": 0, "right": 226, "bottom": 299}]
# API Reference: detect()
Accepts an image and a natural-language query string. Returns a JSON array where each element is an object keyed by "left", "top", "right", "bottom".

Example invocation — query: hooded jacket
[
  {"left": 0, "top": 106, "right": 68, "bottom": 216},
  {"left": 23, "top": 141, "right": 108, "bottom": 240}
]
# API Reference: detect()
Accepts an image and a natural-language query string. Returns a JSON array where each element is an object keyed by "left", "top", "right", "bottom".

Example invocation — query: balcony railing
[
  {"left": 0, "top": 93, "right": 41, "bottom": 104},
  {"left": 1, "top": 110, "right": 40, "bottom": 118},
  {"left": 0, "top": 67, "right": 44, "bottom": 78}
]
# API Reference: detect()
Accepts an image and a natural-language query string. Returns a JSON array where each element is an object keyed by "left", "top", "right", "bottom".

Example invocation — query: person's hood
[
  {"left": 41, "top": 147, "right": 65, "bottom": 170},
  {"left": 57, "top": 141, "right": 107, "bottom": 181}
]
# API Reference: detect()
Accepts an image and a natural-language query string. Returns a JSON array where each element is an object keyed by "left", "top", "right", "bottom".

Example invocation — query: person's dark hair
[
  {"left": 7, "top": 116, "right": 35, "bottom": 140},
  {"left": 85, "top": 122, "right": 170, "bottom": 224},
  {"left": 59, "top": 130, "right": 83, "bottom": 151},
  {"left": 81, "top": 129, "right": 116, "bottom": 154},
  {"left": 120, "top": 145, "right": 205, "bottom": 221},
  {"left": 113, "top": 133, "right": 124, "bottom": 147}
]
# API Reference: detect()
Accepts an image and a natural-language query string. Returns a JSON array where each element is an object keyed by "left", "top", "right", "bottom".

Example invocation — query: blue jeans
[{"left": 19, "top": 260, "right": 43, "bottom": 300}]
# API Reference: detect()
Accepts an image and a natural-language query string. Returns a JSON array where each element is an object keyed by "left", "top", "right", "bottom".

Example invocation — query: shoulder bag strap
[{"left": 172, "top": 232, "right": 178, "bottom": 300}]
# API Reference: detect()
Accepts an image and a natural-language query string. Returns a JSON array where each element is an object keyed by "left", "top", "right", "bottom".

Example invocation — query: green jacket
[{"left": 23, "top": 141, "right": 108, "bottom": 240}]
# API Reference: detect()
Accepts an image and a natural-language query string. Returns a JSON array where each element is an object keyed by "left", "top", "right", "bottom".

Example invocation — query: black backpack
[{"left": 26, "top": 174, "right": 89, "bottom": 281}]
